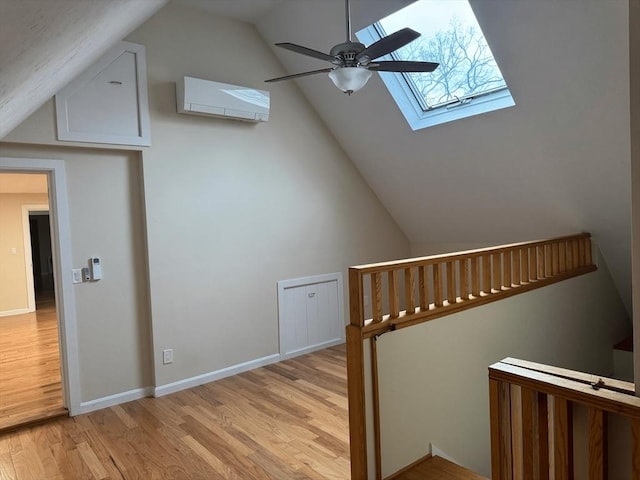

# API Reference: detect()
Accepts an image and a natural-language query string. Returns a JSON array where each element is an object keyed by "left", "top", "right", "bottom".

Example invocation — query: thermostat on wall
[{"left": 90, "top": 256, "right": 102, "bottom": 280}]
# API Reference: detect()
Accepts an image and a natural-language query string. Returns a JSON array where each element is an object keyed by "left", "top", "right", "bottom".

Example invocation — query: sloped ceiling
[
  {"left": 184, "top": 0, "right": 633, "bottom": 312},
  {"left": 0, "top": 0, "right": 168, "bottom": 138},
  {"left": 0, "top": 0, "right": 632, "bottom": 311}
]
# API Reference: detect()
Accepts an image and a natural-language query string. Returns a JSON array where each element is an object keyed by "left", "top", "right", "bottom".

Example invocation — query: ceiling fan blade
[
  {"left": 369, "top": 61, "right": 439, "bottom": 73},
  {"left": 265, "top": 68, "right": 334, "bottom": 83},
  {"left": 275, "top": 43, "right": 336, "bottom": 63},
  {"left": 356, "top": 28, "right": 421, "bottom": 61}
]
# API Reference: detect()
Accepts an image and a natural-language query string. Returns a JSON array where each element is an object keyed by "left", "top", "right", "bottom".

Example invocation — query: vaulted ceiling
[{"left": 0, "top": 0, "right": 632, "bottom": 312}]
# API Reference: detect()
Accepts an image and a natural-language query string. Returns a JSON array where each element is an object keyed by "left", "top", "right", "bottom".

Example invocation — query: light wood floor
[
  {"left": 0, "top": 304, "right": 65, "bottom": 431},
  {"left": 0, "top": 345, "right": 350, "bottom": 479},
  {"left": 393, "top": 456, "right": 488, "bottom": 480}
]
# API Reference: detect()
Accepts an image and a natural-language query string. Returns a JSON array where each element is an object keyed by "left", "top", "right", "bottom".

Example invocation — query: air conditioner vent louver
[{"left": 176, "top": 76, "right": 269, "bottom": 123}]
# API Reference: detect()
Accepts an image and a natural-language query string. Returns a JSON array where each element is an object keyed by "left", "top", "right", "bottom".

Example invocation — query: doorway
[
  {"left": 0, "top": 157, "right": 80, "bottom": 425},
  {"left": 0, "top": 174, "right": 66, "bottom": 429},
  {"left": 26, "top": 207, "right": 54, "bottom": 309}
]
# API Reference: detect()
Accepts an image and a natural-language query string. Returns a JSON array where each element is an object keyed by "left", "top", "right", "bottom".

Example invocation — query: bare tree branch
[{"left": 394, "top": 17, "right": 506, "bottom": 108}]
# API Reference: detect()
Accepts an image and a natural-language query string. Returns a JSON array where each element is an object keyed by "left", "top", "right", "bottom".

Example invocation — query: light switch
[{"left": 72, "top": 269, "right": 82, "bottom": 284}]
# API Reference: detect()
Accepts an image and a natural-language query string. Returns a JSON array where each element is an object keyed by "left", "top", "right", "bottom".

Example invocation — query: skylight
[{"left": 356, "top": 0, "right": 515, "bottom": 130}]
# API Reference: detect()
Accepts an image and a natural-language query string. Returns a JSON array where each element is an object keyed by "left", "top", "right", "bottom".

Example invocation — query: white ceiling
[
  {"left": 0, "top": 0, "right": 633, "bottom": 312},
  {"left": 172, "top": 0, "right": 283, "bottom": 23},
  {"left": 253, "top": 0, "right": 633, "bottom": 312}
]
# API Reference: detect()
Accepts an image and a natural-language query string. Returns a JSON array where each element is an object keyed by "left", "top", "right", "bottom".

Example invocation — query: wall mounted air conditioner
[{"left": 176, "top": 76, "right": 269, "bottom": 123}]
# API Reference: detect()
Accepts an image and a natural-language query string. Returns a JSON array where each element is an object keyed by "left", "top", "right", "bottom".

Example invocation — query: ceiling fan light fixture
[{"left": 328, "top": 67, "right": 372, "bottom": 95}]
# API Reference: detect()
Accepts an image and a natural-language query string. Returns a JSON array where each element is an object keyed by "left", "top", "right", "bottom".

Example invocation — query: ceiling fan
[{"left": 265, "top": 0, "right": 439, "bottom": 95}]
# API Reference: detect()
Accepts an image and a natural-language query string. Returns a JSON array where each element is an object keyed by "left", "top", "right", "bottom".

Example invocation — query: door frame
[
  {"left": 22, "top": 204, "right": 50, "bottom": 313},
  {"left": 1, "top": 157, "right": 81, "bottom": 415}
]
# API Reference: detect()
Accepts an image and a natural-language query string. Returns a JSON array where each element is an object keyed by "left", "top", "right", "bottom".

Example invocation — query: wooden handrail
[
  {"left": 489, "top": 358, "right": 640, "bottom": 480},
  {"left": 349, "top": 233, "right": 595, "bottom": 338}
]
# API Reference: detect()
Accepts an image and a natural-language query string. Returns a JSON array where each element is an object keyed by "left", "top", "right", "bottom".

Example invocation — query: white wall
[
  {"left": 2, "top": 2, "right": 409, "bottom": 399},
  {"left": 365, "top": 252, "right": 629, "bottom": 478},
  {"left": 125, "top": 3, "right": 409, "bottom": 387}
]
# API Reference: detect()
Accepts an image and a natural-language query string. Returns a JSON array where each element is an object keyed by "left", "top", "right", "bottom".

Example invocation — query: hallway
[{"left": 0, "top": 303, "right": 66, "bottom": 431}]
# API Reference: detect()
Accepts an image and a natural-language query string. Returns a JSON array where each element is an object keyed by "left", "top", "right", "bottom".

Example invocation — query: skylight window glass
[{"left": 357, "top": 0, "right": 514, "bottom": 130}]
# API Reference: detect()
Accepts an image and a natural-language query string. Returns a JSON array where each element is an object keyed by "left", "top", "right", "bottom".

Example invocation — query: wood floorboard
[
  {"left": 390, "top": 456, "right": 488, "bottom": 480},
  {"left": 0, "top": 304, "right": 65, "bottom": 432},
  {"left": 0, "top": 344, "right": 350, "bottom": 479}
]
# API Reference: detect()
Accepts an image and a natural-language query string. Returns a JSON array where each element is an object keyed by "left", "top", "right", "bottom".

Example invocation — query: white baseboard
[
  {"left": 0, "top": 307, "right": 31, "bottom": 317},
  {"left": 429, "top": 443, "right": 457, "bottom": 463},
  {"left": 280, "top": 338, "right": 345, "bottom": 361},
  {"left": 154, "top": 353, "right": 281, "bottom": 397},
  {"left": 79, "top": 386, "right": 154, "bottom": 415}
]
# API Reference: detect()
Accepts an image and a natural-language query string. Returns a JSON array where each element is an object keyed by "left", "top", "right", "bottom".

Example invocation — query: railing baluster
[
  {"left": 433, "top": 263, "right": 443, "bottom": 307},
  {"left": 513, "top": 249, "right": 521, "bottom": 286},
  {"left": 521, "top": 387, "right": 536, "bottom": 479},
  {"left": 371, "top": 272, "right": 382, "bottom": 322},
  {"left": 504, "top": 251, "right": 512, "bottom": 288},
  {"left": 349, "top": 269, "right": 364, "bottom": 327},
  {"left": 566, "top": 241, "right": 574, "bottom": 270},
  {"left": 500, "top": 382, "right": 513, "bottom": 480},
  {"left": 460, "top": 258, "right": 469, "bottom": 300},
  {"left": 405, "top": 268, "right": 415, "bottom": 315},
  {"left": 388, "top": 270, "right": 399, "bottom": 319},
  {"left": 585, "top": 238, "right": 592, "bottom": 265},
  {"left": 489, "top": 379, "right": 502, "bottom": 480},
  {"left": 510, "top": 385, "right": 523, "bottom": 480},
  {"left": 492, "top": 253, "right": 502, "bottom": 291},
  {"left": 552, "top": 243, "right": 559, "bottom": 275},
  {"left": 544, "top": 244, "right": 552, "bottom": 277},
  {"left": 538, "top": 393, "right": 549, "bottom": 480},
  {"left": 483, "top": 255, "right": 492, "bottom": 294},
  {"left": 578, "top": 239, "right": 586, "bottom": 267},
  {"left": 472, "top": 256, "right": 480, "bottom": 297},
  {"left": 446, "top": 261, "right": 456, "bottom": 304},
  {"left": 521, "top": 248, "right": 530, "bottom": 283},
  {"left": 572, "top": 239, "right": 580, "bottom": 268},
  {"left": 554, "top": 397, "right": 573, "bottom": 480},
  {"left": 588, "top": 408, "right": 607, "bottom": 480},
  {"left": 530, "top": 247, "right": 538, "bottom": 281},
  {"left": 418, "top": 265, "right": 429, "bottom": 311},
  {"left": 559, "top": 241, "right": 567, "bottom": 273},
  {"left": 537, "top": 246, "right": 545, "bottom": 279},
  {"left": 632, "top": 419, "right": 640, "bottom": 479}
]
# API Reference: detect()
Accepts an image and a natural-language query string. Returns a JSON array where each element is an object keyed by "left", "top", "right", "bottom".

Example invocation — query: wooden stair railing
[
  {"left": 347, "top": 233, "right": 598, "bottom": 480},
  {"left": 349, "top": 233, "right": 595, "bottom": 339},
  {"left": 489, "top": 358, "right": 640, "bottom": 480}
]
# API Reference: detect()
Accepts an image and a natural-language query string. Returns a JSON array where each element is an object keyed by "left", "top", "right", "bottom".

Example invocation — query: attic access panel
[
  {"left": 55, "top": 41, "right": 151, "bottom": 146},
  {"left": 356, "top": 0, "right": 515, "bottom": 130}
]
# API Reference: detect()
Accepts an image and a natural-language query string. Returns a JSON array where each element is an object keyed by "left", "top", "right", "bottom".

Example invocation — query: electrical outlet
[
  {"left": 163, "top": 349, "right": 173, "bottom": 365},
  {"left": 72, "top": 269, "right": 82, "bottom": 284}
]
